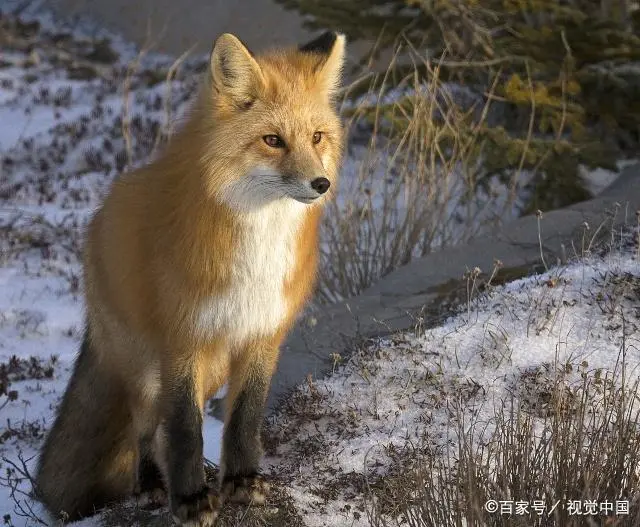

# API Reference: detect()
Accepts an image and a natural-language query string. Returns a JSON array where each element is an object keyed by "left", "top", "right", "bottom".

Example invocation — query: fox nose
[{"left": 310, "top": 177, "right": 331, "bottom": 194}]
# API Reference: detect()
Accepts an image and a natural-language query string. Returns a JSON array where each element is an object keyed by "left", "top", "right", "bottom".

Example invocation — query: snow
[
  {"left": 0, "top": 4, "right": 638, "bottom": 526},
  {"left": 266, "top": 231, "right": 640, "bottom": 526},
  {"left": 0, "top": 6, "right": 212, "bottom": 525}
]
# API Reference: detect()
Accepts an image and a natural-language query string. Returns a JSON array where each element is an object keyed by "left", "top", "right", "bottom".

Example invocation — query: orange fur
[{"left": 36, "top": 32, "right": 345, "bottom": 525}]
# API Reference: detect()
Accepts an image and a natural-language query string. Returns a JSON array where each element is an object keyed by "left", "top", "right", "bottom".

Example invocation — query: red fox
[{"left": 35, "top": 31, "right": 345, "bottom": 526}]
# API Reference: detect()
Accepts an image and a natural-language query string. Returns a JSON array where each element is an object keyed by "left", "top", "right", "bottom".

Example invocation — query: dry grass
[
  {"left": 119, "top": 29, "right": 196, "bottom": 169},
  {"left": 361, "top": 264, "right": 640, "bottom": 527},
  {"left": 365, "top": 364, "right": 640, "bottom": 526},
  {"left": 318, "top": 47, "right": 534, "bottom": 303}
]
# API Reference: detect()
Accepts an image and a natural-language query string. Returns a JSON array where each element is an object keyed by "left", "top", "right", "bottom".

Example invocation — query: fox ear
[
  {"left": 209, "top": 33, "right": 264, "bottom": 108},
  {"left": 299, "top": 31, "right": 346, "bottom": 98}
]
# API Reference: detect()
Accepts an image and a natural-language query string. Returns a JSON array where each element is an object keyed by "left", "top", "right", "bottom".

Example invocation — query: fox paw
[
  {"left": 135, "top": 486, "right": 168, "bottom": 510},
  {"left": 221, "top": 473, "right": 270, "bottom": 505},
  {"left": 171, "top": 487, "right": 220, "bottom": 527}
]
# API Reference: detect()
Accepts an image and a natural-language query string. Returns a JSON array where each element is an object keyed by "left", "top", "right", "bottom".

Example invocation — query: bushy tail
[{"left": 35, "top": 330, "right": 136, "bottom": 520}]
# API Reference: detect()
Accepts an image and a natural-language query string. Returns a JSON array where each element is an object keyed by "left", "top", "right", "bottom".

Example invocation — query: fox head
[{"left": 199, "top": 31, "right": 346, "bottom": 210}]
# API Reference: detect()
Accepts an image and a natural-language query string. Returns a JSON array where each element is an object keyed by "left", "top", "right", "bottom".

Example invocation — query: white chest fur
[{"left": 194, "top": 200, "right": 307, "bottom": 346}]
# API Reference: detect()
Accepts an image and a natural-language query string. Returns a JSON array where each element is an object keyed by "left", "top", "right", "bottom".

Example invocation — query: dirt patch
[{"left": 99, "top": 465, "right": 305, "bottom": 527}]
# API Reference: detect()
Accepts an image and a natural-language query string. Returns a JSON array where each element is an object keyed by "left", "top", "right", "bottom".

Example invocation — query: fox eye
[
  {"left": 312, "top": 132, "right": 322, "bottom": 144},
  {"left": 264, "top": 135, "right": 285, "bottom": 148}
]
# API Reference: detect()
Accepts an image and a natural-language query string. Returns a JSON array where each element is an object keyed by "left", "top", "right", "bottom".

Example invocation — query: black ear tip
[{"left": 299, "top": 31, "right": 338, "bottom": 54}]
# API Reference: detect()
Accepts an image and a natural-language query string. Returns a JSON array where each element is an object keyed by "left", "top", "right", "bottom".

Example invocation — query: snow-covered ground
[
  {"left": 0, "top": 8, "right": 220, "bottom": 525},
  {"left": 265, "top": 230, "right": 640, "bottom": 526},
  {"left": 0, "top": 5, "right": 639, "bottom": 527}
]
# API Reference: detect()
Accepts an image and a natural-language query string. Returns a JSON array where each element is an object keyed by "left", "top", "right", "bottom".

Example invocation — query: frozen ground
[
  {"left": 0, "top": 5, "right": 639, "bottom": 527},
  {"left": 263, "top": 228, "right": 640, "bottom": 526}
]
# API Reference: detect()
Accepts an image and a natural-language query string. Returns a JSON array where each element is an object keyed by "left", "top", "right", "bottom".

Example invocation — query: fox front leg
[
  {"left": 162, "top": 372, "right": 220, "bottom": 526},
  {"left": 219, "top": 348, "right": 278, "bottom": 504}
]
